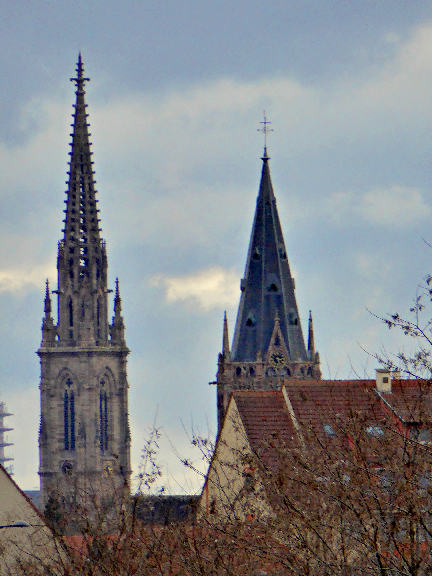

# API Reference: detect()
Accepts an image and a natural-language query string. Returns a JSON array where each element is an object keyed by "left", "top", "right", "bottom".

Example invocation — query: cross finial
[{"left": 257, "top": 111, "right": 274, "bottom": 156}]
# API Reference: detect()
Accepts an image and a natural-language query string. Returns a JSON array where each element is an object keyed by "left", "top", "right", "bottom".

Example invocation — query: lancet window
[
  {"left": 64, "top": 378, "right": 75, "bottom": 451},
  {"left": 99, "top": 378, "right": 108, "bottom": 452},
  {"left": 97, "top": 298, "right": 101, "bottom": 339},
  {"left": 68, "top": 298, "right": 74, "bottom": 339}
]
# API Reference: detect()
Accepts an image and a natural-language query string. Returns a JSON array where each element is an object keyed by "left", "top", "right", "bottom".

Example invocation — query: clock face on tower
[
  {"left": 62, "top": 461, "right": 73, "bottom": 475},
  {"left": 270, "top": 351, "right": 286, "bottom": 368}
]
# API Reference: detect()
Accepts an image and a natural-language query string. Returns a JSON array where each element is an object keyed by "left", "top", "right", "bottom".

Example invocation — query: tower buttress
[
  {"left": 38, "top": 56, "right": 131, "bottom": 519},
  {"left": 215, "top": 133, "right": 321, "bottom": 430}
]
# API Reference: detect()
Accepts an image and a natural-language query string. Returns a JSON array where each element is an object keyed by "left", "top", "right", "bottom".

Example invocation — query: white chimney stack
[{"left": 376, "top": 368, "right": 392, "bottom": 393}]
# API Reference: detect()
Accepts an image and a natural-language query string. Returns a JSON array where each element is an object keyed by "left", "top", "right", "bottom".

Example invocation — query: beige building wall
[
  {"left": 0, "top": 466, "right": 64, "bottom": 574},
  {"left": 200, "top": 398, "right": 270, "bottom": 522}
]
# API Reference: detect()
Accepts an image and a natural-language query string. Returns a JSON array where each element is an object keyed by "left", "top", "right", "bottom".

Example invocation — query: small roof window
[
  {"left": 323, "top": 424, "right": 336, "bottom": 437},
  {"left": 366, "top": 425, "right": 384, "bottom": 437}
]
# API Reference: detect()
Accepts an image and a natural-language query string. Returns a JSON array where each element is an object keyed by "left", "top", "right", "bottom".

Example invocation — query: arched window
[
  {"left": 68, "top": 299, "right": 73, "bottom": 327},
  {"left": 97, "top": 299, "right": 101, "bottom": 339},
  {"left": 64, "top": 379, "right": 75, "bottom": 451},
  {"left": 99, "top": 379, "right": 108, "bottom": 453}
]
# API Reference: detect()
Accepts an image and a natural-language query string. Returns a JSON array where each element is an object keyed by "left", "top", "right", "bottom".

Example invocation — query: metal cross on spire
[{"left": 257, "top": 111, "right": 274, "bottom": 156}]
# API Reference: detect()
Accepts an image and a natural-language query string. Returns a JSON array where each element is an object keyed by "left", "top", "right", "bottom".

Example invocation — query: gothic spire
[
  {"left": 230, "top": 148, "right": 308, "bottom": 364},
  {"left": 62, "top": 54, "right": 104, "bottom": 288},
  {"left": 56, "top": 55, "right": 109, "bottom": 344}
]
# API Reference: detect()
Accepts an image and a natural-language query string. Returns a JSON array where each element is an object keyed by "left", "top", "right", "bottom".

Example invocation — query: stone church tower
[
  {"left": 38, "top": 56, "right": 131, "bottom": 512},
  {"left": 215, "top": 144, "right": 321, "bottom": 430}
]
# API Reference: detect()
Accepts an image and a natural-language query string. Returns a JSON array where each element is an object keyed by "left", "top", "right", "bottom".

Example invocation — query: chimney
[{"left": 376, "top": 368, "right": 392, "bottom": 393}]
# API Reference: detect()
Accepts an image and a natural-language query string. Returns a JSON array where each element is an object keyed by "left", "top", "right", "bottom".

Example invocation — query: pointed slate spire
[{"left": 231, "top": 147, "right": 308, "bottom": 364}]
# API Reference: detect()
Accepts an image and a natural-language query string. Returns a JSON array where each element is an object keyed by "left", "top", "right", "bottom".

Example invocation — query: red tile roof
[
  {"left": 233, "top": 390, "right": 297, "bottom": 453},
  {"left": 231, "top": 379, "right": 432, "bottom": 452}
]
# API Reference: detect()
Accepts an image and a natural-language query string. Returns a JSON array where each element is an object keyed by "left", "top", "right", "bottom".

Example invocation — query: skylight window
[
  {"left": 323, "top": 424, "right": 336, "bottom": 436},
  {"left": 366, "top": 425, "right": 384, "bottom": 437}
]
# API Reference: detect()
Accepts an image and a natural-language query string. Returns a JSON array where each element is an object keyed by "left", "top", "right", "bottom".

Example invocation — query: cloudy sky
[{"left": 2, "top": 0, "right": 432, "bottom": 492}]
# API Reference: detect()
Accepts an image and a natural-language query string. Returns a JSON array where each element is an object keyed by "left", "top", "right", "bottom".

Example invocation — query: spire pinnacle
[
  {"left": 114, "top": 278, "right": 122, "bottom": 317},
  {"left": 257, "top": 111, "right": 273, "bottom": 160},
  {"left": 44, "top": 279, "right": 52, "bottom": 318},
  {"left": 111, "top": 277, "right": 126, "bottom": 345},
  {"left": 222, "top": 311, "right": 230, "bottom": 357},
  {"left": 308, "top": 310, "right": 315, "bottom": 355}
]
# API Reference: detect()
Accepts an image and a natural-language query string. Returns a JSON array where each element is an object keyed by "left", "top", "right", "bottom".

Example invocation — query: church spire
[
  {"left": 38, "top": 57, "right": 131, "bottom": 516},
  {"left": 231, "top": 147, "right": 308, "bottom": 364},
  {"left": 62, "top": 54, "right": 102, "bottom": 282},
  {"left": 56, "top": 54, "right": 109, "bottom": 344},
  {"left": 214, "top": 122, "right": 321, "bottom": 431}
]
